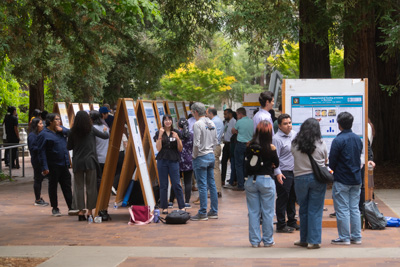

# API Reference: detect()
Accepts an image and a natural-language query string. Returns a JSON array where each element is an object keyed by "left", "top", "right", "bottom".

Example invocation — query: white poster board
[
  {"left": 167, "top": 102, "right": 179, "bottom": 128},
  {"left": 125, "top": 100, "right": 155, "bottom": 211},
  {"left": 81, "top": 103, "right": 90, "bottom": 114},
  {"left": 284, "top": 79, "right": 366, "bottom": 156},
  {"left": 72, "top": 104, "right": 80, "bottom": 115},
  {"left": 156, "top": 102, "right": 165, "bottom": 124},
  {"left": 58, "top": 102, "right": 70, "bottom": 129},
  {"left": 92, "top": 103, "right": 100, "bottom": 111},
  {"left": 243, "top": 93, "right": 261, "bottom": 119},
  {"left": 143, "top": 102, "right": 159, "bottom": 156},
  {"left": 176, "top": 101, "right": 186, "bottom": 119},
  {"left": 185, "top": 103, "right": 191, "bottom": 115}
]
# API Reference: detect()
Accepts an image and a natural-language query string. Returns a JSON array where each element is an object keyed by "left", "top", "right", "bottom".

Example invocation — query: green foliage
[
  {"left": 0, "top": 171, "right": 12, "bottom": 182},
  {"left": 159, "top": 62, "right": 235, "bottom": 103},
  {"left": 0, "top": 58, "right": 29, "bottom": 122}
]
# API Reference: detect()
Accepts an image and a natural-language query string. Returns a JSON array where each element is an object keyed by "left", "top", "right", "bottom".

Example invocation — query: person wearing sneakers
[
  {"left": 28, "top": 118, "right": 49, "bottom": 207},
  {"left": 37, "top": 113, "right": 74, "bottom": 217},
  {"left": 291, "top": 118, "right": 328, "bottom": 249},
  {"left": 190, "top": 102, "right": 218, "bottom": 221},
  {"left": 329, "top": 112, "right": 363, "bottom": 245},
  {"left": 273, "top": 114, "right": 298, "bottom": 233},
  {"left": 245, "top": 120, "right": 279, "bottom": 248}
]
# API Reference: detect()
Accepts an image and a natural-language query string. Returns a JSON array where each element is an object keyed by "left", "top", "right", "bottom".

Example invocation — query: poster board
[
  {"left": 95, "top": 98, "right": 156, "bottom": 214},
  {"left": 53, "top": 102, "right": 70, "bottom": 129},
  {"left": 155, "top": 101, "right": 166, "bottom": 128},
  {"left": 185, "top": 102, "right": 191, "bottom": 116},
  {"left": 91, "top": 103, "right": 100, "bottom": 111},
  {"left": 136, "top": 100, "right": 159, "bottom": 185},
  {"left": 243, "top": 93, "right": 261, "bottom": 119},
  {"left": 80, "top": 103, "right": 91, "bottom": 113},
  {"left": 164, "top": 101, "right": 178, "bottom": 128},
  {"left": 283, "top": 79, "right": 369, "bottom": 198},
  {"left": 67, "top": 103, "right": 80, "bottom": 128},
  {"left": 176, "top": 101, "right": 187, "bottom": 120}
]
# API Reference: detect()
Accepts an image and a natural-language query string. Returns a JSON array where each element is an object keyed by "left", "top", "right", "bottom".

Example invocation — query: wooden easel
[
  {"left": 53, "top": 102, "right": 71, "bottom": 129},
  {"left": 80, "top": 103, "right": 91, "bottom": 113},
  {"left": 164, "top": 101, "right": 178, "bottom": 128},
  {"left": 95, "top": 98, "right": 156, "bottom": 215}
]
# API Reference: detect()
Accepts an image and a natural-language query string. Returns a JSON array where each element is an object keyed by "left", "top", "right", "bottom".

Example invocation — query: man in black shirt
[{"left": 4, "top": 106, "right": 20, "bottom": 168}]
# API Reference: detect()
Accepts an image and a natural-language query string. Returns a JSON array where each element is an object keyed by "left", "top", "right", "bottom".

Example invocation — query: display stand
[
  {"left": 282, "top": 79, "right": 368, "bottom": 227},
  {"left": 67, "top": 103, "right": 80, "bottom": 128},
  {"left": 136, "top": 100, "right": 159, "bottom": 186},
  {"left": 53, "top": 102, "right": 71, "bottom": 129},
  {"left": 164, "top": 101, "right": 178, "bottom": 128},
  {"left": 154, "top": 101, "right": 166, "bottom": 128},
  {"left": 176, "top": 101, "right": 187, "bottom": 119},
  {"left": 80, "top": 103, "right": 91, "bottom": 113},
  {"left": 95, "top": 98, "right": 156, "bottom": 215},
  {"left": 91, "top": 103, "right": 100, "bottom": 111}
]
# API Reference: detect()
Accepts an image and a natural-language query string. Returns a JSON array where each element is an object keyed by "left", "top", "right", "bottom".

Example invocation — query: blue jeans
[
  {"left": 193, "top": 153, "right": 218, "bottom": 215},
  {"left": 157, "top": 159, "right": 185, "bottom": 209},
  {"left": 332, "top": 182, "right": 362, "bottom": 242},
  {"left": 245, "top": 175, "right": 276, "bottom": 246},
  {"left": 294, "top": 173, "right": 326, "bottom": 244},
  {"left": 234, "top": 142, "right": 247, "bottom": 189}
]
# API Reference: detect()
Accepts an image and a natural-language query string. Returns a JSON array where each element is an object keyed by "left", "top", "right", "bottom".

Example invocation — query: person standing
[
  {"left": 252, "top": 91, "right": 274, "bottom": 134},
  {"left": 245, "top": 120, "right": 279, "bottom": 248},
  {"left": 4, "top": 106, "right": 20, "bottom": 168},
  {"left": 67, "top": 111, "right": 109, "bottom": 221},
  {"left": 37, "top": 113, "right": 73, "bottom": 217},
  {"left": 155, "top": 114, "right": 186, "bottom": 215},
  {"left": 28, "top": 118, "right": 49, "bottom": 206},
  {"left": 273, "top": 114, "right": 298, "bottom": 233},
  {"left": 291, "top": 118, "right": 328, "bottom": 249},
  {"left": 207, "top": 108, "right": 224, "bottom": 197},
  {"left": 329, "top": 112, "right": 363, "bottom": 245},
  {"left": 221, "top": 109, "right": 236, "bottom": 185},
  {"left": 190, "top": 102, "right": 218, "bottom": 221},
  {"left": 228, "top": 107, "right": 254, "bottom": 191}
]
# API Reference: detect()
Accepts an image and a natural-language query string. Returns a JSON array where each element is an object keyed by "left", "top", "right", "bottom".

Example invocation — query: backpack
[
  {"left": 159, "top": 210, "right": 191, "bottom": 224},
  {"left": 364, "top": 200, "right": 387, "bottom": 230},
  {"left": 245, "top": 143, "right": 264, "bottom": 181}
]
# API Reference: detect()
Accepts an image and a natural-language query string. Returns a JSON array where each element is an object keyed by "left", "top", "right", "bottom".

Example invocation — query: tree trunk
[
  {"left": 299, "top": 0, "right": 331, "bottom": 78},
  {"left": 29, "top": 78, "right": 44, "bottom": 120},
  {"left": 374, "top": 23, "right": 400, "bottom": 162}
]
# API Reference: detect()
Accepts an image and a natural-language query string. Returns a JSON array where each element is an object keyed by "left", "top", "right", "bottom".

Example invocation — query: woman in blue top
[
  {"left": 28, "top": 118, "right": 49, "bottom": 207},
  {"left": 37, "top": 113, "right": 73, "bottom": 217}
]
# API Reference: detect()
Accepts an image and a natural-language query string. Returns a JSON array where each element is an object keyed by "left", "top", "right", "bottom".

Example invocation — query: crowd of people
[{"left": 3, "top": 93, "right": 375, "bottom": 248}]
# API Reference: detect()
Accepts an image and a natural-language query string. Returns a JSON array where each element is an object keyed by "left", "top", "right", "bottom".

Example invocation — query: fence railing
[{"left": 0, "top": 143, "right": 27, "bottom": 178}]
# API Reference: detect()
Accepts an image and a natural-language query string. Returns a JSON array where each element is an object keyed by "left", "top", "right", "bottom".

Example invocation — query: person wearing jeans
[
  {"left": 291, "top": 118, "right": 328, "bottom": 249},
  {"left": 244, "top": 120, "right": 279, "bottom": 248},
  {"left": 190, "top": 102, "right": 218, "bottom": 221},
  {"left": 329, "top": 112, "right": 363, "bottom": 245}
]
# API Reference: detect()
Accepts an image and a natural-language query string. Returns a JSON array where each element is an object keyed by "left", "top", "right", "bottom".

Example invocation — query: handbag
[
  {"left": 128, "top": 205, "right": 154, "bottom": 225},
  {"left": 159, "top": 210, "right": 191, "bottom": 224},
  {"left": 307, "top": 153, "right": 334, "bottom": 184}
]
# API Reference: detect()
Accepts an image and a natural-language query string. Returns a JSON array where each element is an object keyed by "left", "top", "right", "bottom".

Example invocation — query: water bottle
[
  {"left": 88, "top": 215, "right": 93, "bottom": 224},
  {"left": 153, "top": 208, "right": 160, "bottom": 223}
]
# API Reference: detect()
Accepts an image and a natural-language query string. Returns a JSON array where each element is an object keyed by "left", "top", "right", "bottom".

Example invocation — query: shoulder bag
[{"left": 307, "top": 153, "right": 334, "bottom": 184}]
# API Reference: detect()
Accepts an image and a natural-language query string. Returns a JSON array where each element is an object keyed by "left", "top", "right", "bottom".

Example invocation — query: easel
[
  {"left": 154, "top": 101, "right": 166, "bottom": 128},
  {"left": 80, "top": 103, "right": 91, "bottom": 113},
  {"left": 175, "top": 101, "right": 187, "bottom": 120},
  {"left": 91, "top": 103, "right": 100, "bottom": 111},
  {"left": 53, "top": 102, "right": 71, "bottom": 129},
  {"left": 164, "top": 101, "right": 178, "bottom": 128},
  {"left": 95, "top": 98, "right": 155, "bottom": 215}
]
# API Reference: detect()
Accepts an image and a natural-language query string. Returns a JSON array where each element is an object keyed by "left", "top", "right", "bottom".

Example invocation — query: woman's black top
[
  {"left": 154, "top": 129, "right": 181, "bottom": 162},
  {"left": 245, "top": 143, "right": 279, "bottom": 177}
]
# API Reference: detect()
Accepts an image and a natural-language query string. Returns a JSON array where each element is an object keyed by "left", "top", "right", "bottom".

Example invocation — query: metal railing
[{"left": 0, "top": 143, "right": 27, "bottom": 178}]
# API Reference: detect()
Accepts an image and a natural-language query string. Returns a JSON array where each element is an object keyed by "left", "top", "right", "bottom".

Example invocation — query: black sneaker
[
  {"left": 329, "top": 212, "right": 336, "bottom": 218},
  {"left": 52, "top": 208, "right": 61, "bottom": 217},
  {"left": 190, "top": 213, "right": 208, "bottom": 221},
  {"left": 207, "top": 211, "right": 218, "bottom": 219},
  {"left": 34, "top": 198, "right": 49, "bottom": 207},
  {"left": 331, "top": 238, "right": 350, "bottom": 245}
]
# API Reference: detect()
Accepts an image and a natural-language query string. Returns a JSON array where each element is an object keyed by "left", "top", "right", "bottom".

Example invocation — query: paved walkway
[{"left": 0, "top": 159, "right": 399, "bottom": 266}]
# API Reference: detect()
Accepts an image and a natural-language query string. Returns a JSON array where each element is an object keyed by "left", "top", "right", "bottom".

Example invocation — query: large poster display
[
  {"left": 284, "top": 79, "right": 367, "bottom": 155},
  {"left": 166, "top": 101, "right": 178, "bottom": 128},
  {"left": 125, "top": 100, "right": 155, "bottom": 210},
  {"left": 176, "top": 101, "right": 186, "bottom": 120},
  {"left": 156, "top": 102, "right": 165, "bottom": 124},
  {"left": 72, "top": 103, "right": 80, "bottom": 115},
  {"left": 143, "top": 101, "right": 159, "bottom": 156},
  {"left": 57, "top": 102, "right": 70, "bottom": 129}
]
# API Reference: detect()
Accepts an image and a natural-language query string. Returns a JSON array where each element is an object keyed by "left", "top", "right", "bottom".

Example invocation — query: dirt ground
[
  {"left": 0, "top": 257, "right": 47, "bottom": 267},
  {"left": 374, "top": 161, "right": 400, "bottom": 189}
]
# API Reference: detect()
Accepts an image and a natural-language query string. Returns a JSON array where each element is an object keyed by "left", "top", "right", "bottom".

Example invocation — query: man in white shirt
[
  {"left": 252, "top": 91, "right": 274, "bottom": 132},
  {"left": 221, "top": 109, "right": 236, "bottom": 186}
]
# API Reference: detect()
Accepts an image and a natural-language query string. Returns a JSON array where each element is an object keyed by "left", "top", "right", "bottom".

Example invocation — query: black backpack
[
  {"left": 245, "top": 143, "right": 264, "bottom": 181},
  {"left": 364, "top": 200, "right": 387, "bottom": 230}
]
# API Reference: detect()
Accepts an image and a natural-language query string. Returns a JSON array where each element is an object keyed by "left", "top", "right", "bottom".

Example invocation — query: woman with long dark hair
[
  {"left": 37, "top": 113, "right": 72, "bottom": 217},
  {"left": 67, "top": 111, "right": 109, "bottom": 221},
  {"left": 245, "top": 120, "right": 279, "bottom": 248},
  {"left": 154, "top": 114, "right": 185, "bottom": 214},
  {"left": 28, "top": 118, "right": 48, "bottom": 206},
  {"left": 291, "top": 118, "right": 328, "bottom": 249}
]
